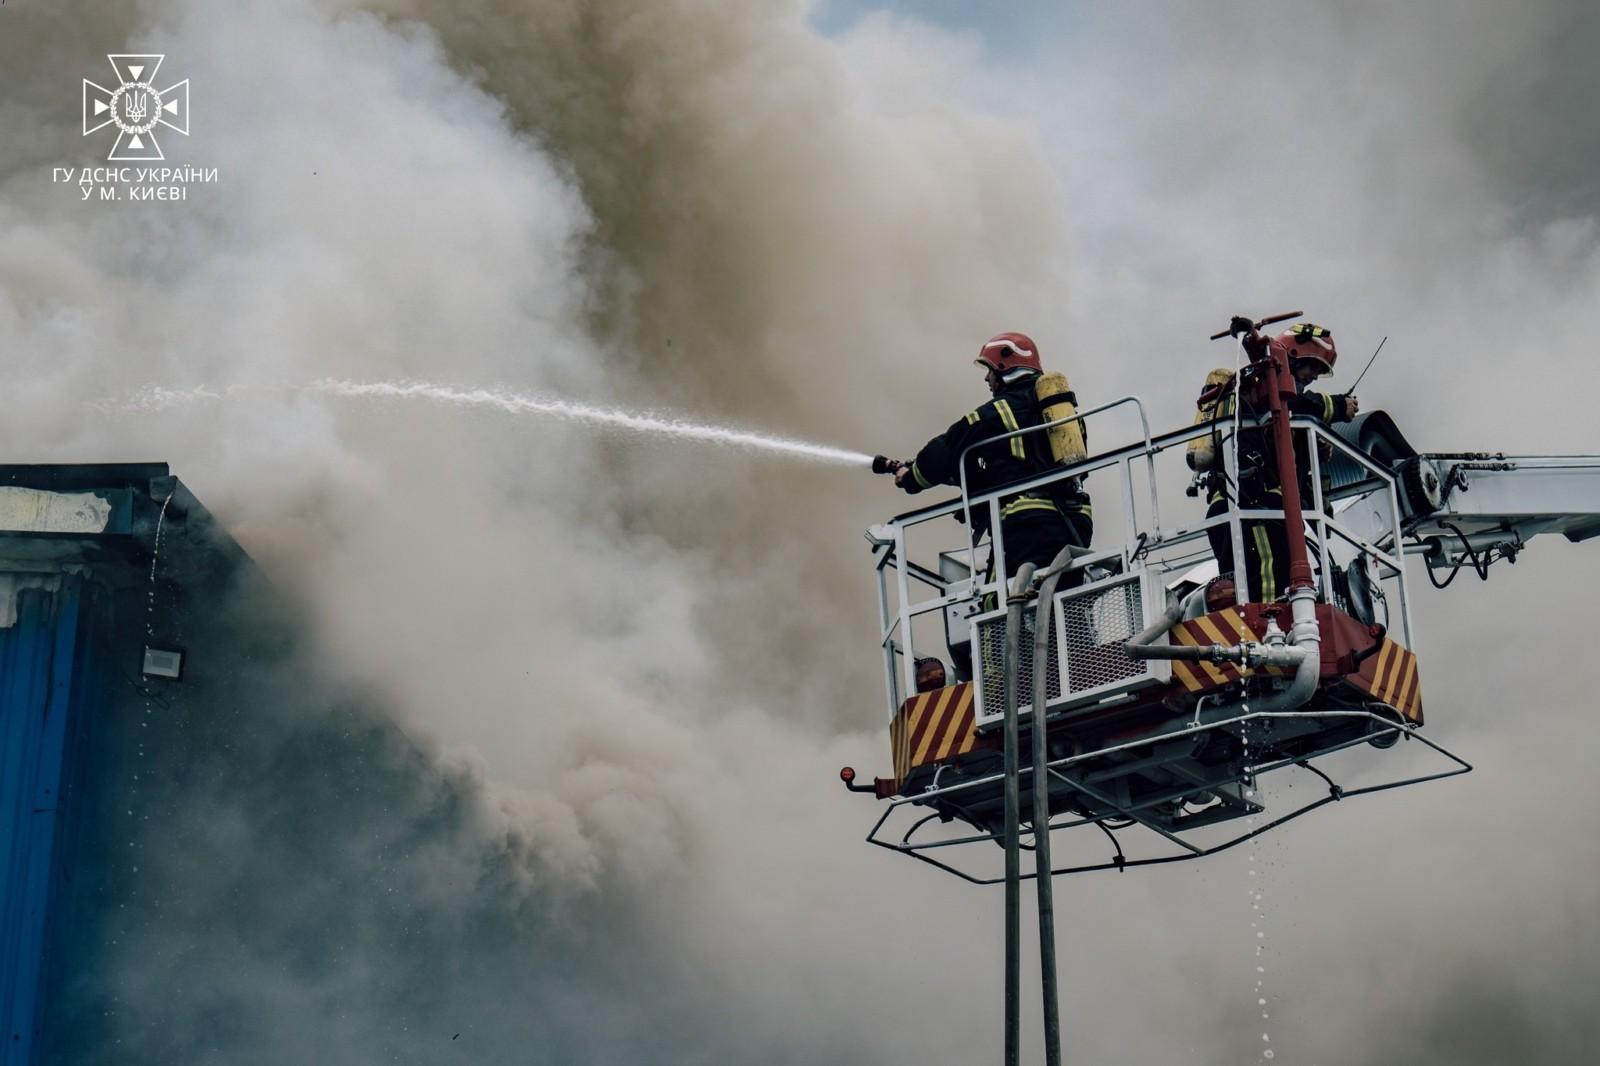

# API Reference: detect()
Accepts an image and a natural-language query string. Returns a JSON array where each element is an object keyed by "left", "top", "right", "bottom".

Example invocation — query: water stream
[
  {"left": 1242, "top": 721, "right": 1275, "bottom": 1061},
  {"left": 115, "top": 380, "right": 874, "bottom": 468}
]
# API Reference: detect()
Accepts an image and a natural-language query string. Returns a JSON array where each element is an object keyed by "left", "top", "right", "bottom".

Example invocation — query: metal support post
[
  {"left": 1032, "top": 548, "right": 1076, "bottom": 1066},
  {"left": 1001, "top": 562, "right": 1037, "bottom": 1066}
]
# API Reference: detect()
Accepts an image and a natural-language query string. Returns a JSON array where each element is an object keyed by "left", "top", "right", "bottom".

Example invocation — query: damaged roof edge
[
  {"left": 0, "top": 463, "right": 170, "bottom": 492},
  {"left": 0, "top": 464, "right": 251, "bottom": 580}
]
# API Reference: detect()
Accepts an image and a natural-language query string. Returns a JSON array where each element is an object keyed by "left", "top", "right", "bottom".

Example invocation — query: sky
[{"left": 3, "top": 1, "right": 1598, "bottom": 1063}]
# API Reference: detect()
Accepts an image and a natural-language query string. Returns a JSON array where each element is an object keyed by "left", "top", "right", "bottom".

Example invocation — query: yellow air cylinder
[
  {"left": 1187, "top": 367, "right": 1236, "bottom": 470},
  {"left": 1034, "top": 371, "right": 1087, "bottom": 465}
]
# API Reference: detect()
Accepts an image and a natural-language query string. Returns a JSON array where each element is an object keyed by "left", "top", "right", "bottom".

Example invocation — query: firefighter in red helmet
[
  {"left": 1189, "top": 323, "right": 1358, "bottom": 603},
  {"left": 893, "top": 332, "right": 1092, "bottom": 585}
]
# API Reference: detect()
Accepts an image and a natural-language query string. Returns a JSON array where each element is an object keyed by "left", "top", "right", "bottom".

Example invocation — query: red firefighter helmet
[
  {"left": 975, "top": 332, "right": 1043, "bottom": 376},
  {"left": 1270, "top": 323, "right": 1337, "bottom": 377}
]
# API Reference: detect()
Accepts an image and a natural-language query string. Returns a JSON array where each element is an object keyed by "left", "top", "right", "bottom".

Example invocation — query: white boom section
[{"left": 1407, "top": 454, "right": 1600, "bottom": 568}]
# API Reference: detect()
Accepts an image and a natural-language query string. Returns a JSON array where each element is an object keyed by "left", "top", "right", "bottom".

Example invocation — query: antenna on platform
[{"left": 1343, "top": 335, "right": 1388, "bottom": 396}]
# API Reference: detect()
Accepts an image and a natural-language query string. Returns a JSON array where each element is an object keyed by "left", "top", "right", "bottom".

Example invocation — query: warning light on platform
[{"left": 839, "top": 766, "right": 856, "bottom": 783}]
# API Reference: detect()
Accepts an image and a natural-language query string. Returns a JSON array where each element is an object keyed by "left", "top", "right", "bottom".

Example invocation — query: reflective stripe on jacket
[{"left": 900, "top": 380, "right": 1090, "bottom": 536}]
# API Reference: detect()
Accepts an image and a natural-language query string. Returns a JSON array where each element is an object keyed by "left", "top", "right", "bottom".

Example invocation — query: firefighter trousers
[{"left": 1205, "top": 496, "right": 1290, "bottom": 604}]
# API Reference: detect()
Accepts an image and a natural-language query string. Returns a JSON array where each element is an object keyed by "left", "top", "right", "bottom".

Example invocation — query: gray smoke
[
  {"left": 2, "top": 0, "right": 1062, "bottom": 1062},
  {"left": 2, "top": 0, "right": 1598, "bottom": 1063},
  {"left": 1009, "top": 3, "right": 1600, "bottom": 1063}
]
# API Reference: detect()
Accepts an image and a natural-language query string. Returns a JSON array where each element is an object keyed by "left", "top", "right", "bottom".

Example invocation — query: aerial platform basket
[
  {"left": 849, "top": 392, "right": 1484, "bottom": 882},
  {"left": 868, "top": 585, "right": 1470, "bottom": 883}
]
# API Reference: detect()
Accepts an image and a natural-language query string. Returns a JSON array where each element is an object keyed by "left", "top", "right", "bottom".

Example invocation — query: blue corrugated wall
[{"left": 1, "top": 579, "right": 86, "bottom": 1066}]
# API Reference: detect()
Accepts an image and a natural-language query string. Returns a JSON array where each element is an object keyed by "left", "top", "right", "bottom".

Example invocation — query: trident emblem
[{"left": 82, "top": 55, "right": 190, "bottom": 161}]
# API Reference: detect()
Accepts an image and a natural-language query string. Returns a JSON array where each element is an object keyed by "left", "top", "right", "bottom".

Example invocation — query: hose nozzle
[{"left": 872, "top": 455, "right": 905, "bottom": 476}]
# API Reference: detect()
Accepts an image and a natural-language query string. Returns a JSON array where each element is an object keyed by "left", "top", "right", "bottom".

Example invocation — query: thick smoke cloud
[
  {"left": 3, "top": 0, "right": 1061, "bottom": 1062},
  {"left": 1007, "top": 3, "right": 1600, "bottom": 1063},
  {"left": 2, "top": 0, "right": 1598, "bottom": 1063},
  {"left": 352, "top": 0, "right": 1078, "bottom": 728}
]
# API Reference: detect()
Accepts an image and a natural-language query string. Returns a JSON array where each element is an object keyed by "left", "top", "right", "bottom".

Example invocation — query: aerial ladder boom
[
  {"left": 1406, "top": 454, "right": 1600, "bottom": 570},
  {"left": 1325, "top": 412, "right": 1600, "bottom": 577}
]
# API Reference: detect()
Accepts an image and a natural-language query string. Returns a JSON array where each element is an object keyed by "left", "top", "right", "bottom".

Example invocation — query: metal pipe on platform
[
  {"left": 1125, "top": 598, "right": 1184, "bottom": 653},
  {"left": 1254, "top": 586, "right": 1321, "bottom": 713},
  {"left": 1128, "top": 638, "right": 1309, "bottom": 670},
  {"left": 1030, "top": 547, "right": 1075, "bottom": 1066},
  {"left": 1002, "top": 562, "right": 1037, "bottom": 1066},
  {"left": 1122, "top": 565, "right": 1315, "bottom": 674}
]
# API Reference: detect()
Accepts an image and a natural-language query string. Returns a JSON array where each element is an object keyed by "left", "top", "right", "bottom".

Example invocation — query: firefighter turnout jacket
[
  {"left": 1192, "top": 369, "right": 1353, "bottom": 507},
  {"left": 1191, "top": 368, "right": 1354, "bottom": 603},
  {"left": 898, "top": 379, "right": 1092, "bottom": 541}
]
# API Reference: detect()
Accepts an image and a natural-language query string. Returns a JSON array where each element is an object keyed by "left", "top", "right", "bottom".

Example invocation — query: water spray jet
[{"left": 114, "top": 379, "right": 877, "bottom": 469}]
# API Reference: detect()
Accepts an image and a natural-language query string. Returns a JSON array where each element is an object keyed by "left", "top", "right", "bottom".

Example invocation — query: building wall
[{"left": 0, "top": 578, "right": 99, "bottom": 1066}]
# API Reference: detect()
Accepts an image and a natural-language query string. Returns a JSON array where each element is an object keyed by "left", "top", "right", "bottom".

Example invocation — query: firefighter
[
  {"left": 1189, "top": 324, "right": 1358, "bottom": 603},
  {"left": 893, "top": 332, "right": 1092, "bottom": 586}
]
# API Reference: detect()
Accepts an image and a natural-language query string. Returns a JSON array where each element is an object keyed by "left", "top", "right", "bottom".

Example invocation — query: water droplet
[
  {"left": 1263, "top": 1050, "right": 1275, "bottom": 1060},
  {"left": 1256, "top": 931, "right": 1264, "bottom": 938},
  {"left": 1257, "top": 966, "right": 1265, "bottom": 973},
  {"left": 1262, "top": 1033, "right": 1270, "bottom": 1042},
  {"left": 1259, "top": 998, "right": 1267, "bottom": 1006}
]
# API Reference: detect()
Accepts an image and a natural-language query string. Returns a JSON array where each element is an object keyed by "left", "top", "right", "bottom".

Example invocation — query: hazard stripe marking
[
  {"left": 1383, "top": 648, "right": 1412, "bottom": 706},
  {"left": 900, "top": 711, "right": 913, "bottom": 780},
  {"left": 896, "top": 710, "right": 908, "bottom": 777},
  {"left": 911, "top": 686, "right": 958, "bottom": 766},
  {"left": 1388, "top": 649, "right": 1417, "bottom": 710},
  {"left": 930, "top": 686, "right": 973, "bottom": 763},
  {"left": 1220, "top": 609, "right": 1254, "bottom": 642},
  {"left": 1369, "top": 640, "right": 1396, "bottom": 700},
  {"left": 1172, "top": 660, "right": 1206, "bottom": 692},
  {"left": 1172, "top": 623, "right": 1231, "bottom": 686},
  {"left": 1380, "top": 646, "right": 1408, "bottom": 705},
  {"left": 1396, "top": 656, "right": 1422, "bottom": 721},
  {"left": 904, "top": 687, "right": 945, "bottom": 756},
  {"left": 1374, "top": 646, "right": 1397, "bottom": 703},
  {"left": 890, "top": 685, "right": 983, "bottom": 784},
  {"left": 1191, "top": 615, "right": 1233, "bottom": 648},
  {"left": 1192, "top": 615, "right": 1249, "bottom": 677},
  {"left": 1165, "top": 609, "right": 1307, "bottom": 697}
]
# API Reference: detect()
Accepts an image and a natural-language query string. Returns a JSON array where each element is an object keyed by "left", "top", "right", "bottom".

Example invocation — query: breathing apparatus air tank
[
  {"left": 1034, "top": 372, "right": 1087, "bottom": 466},
  {"left": 1187, "top": 367, "right": 1237, "bottom": 472}
]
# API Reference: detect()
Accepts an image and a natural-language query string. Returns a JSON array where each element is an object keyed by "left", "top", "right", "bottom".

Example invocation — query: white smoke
[
  {"left": 1, "top": 1, "right": 1070, "bottom": 1062},
  {"left": 4, "top": 0, "right": 1598, "bottom": 1063}
]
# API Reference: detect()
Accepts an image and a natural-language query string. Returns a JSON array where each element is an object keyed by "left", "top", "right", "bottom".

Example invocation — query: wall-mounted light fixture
[{"left": 141, "top": 646, "right": 183, "bottom": 680}]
